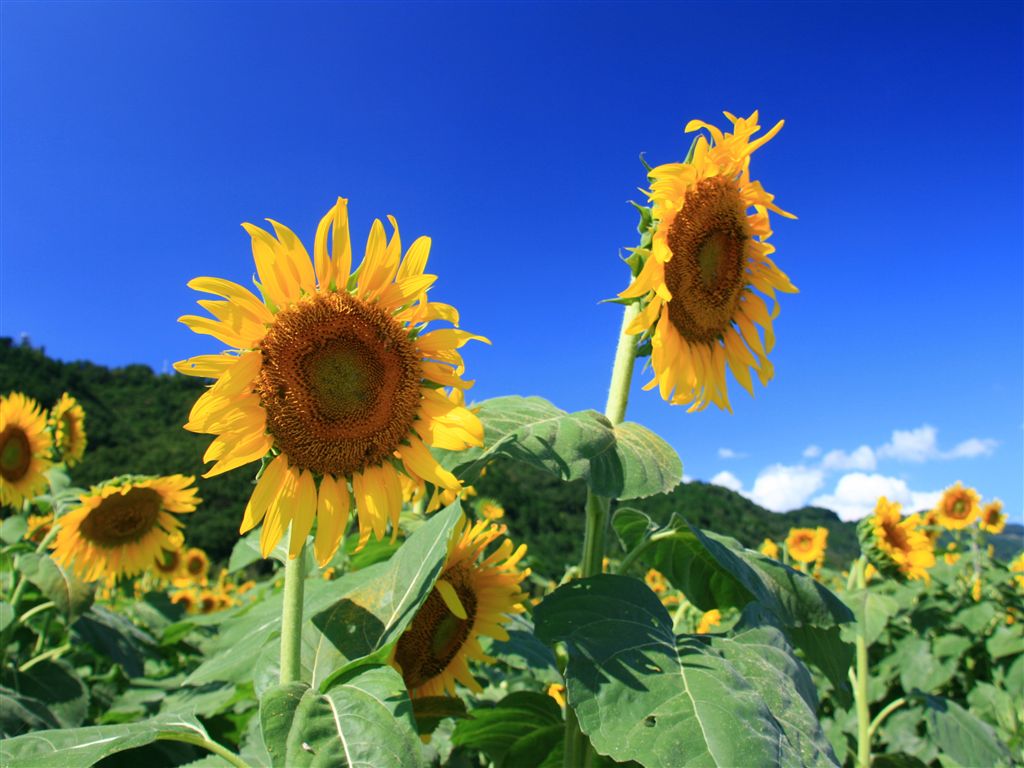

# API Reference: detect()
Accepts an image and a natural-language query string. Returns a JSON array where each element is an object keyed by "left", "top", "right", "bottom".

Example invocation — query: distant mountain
[{"left": 2, "top": 337, "right": 1019, "bottom": 572}]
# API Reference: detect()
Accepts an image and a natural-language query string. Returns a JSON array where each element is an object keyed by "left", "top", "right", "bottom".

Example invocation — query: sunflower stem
[
  {"left": 853, "top": 555, "right": 872, "bottom": 768},
  {"left": 565, "top": 300, "right": 642, "bottom": 768},
  {"left": 279, "top": 535, "right": 306, "bottom": 685}
]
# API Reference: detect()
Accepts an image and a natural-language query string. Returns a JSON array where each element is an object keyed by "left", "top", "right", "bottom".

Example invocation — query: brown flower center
[
  {"left": 394, "top": 563, "right": 477, "bottom": 689},
  {"left": 155, "top": 549, "right": 181, "bottom": 574},
  {"left": 947, "top": 495, "right": 970, "bottom": 519},
  {"left": 256, "top": 292, "right": 422, "bottom": 477},
  {"left": 881, "top": 521, "right": 910, "bottom": 553},
  {"left": 0, "top": 426, "right": 31, "bottom": 483},
  {"left": 664, "top": 176, "right": 750, "bottom": 344},
  {"left": 80, "top": 487, "right": 163, "bottom": 548}
]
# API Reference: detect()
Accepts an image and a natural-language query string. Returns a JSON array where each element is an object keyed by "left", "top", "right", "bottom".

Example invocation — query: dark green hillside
[{"left": 3, "top": 338, "right": 1019, "bottom": 573}]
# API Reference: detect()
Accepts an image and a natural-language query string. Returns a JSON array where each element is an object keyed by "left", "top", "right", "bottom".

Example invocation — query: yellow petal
[
  {"left": 398, "top": 436, "right": 459, "bottom": 490},
  {"left": 417, "top": 329, "right": 490, "bottom": 354},
  {"left": 289, "top": 469, "right": 317, "bottom": 558},
  {"left": 261, "top": 465, "right": 299, "bottom": 557},
  {"left": 396, "top": 235, "right": 431, "bottom": 281},
  {"left": 435, "top": 579, "right": 468, "bottom": 620},
  {"left": 314, "top": 474, "right": 349, "bottom": 566},
  {"left": 241, "top": 455, "right": 288, "bottom": 534}
]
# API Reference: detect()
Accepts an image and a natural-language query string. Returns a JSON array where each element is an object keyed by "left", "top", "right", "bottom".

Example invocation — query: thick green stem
[
  {"left": 156, "top": 733, "right": 253, "bottom": 768},
  {"left": 564, "top": 300, "right": 642, "bottom": 768},
  {"left": 279, "top": 536, "right": 306, "bottom": 685},
  {"left": 853, "top": 556, "right": 872, "bottom": 768}
]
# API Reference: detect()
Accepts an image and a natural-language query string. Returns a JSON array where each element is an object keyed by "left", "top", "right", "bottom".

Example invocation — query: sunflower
[
  {"left": 51, "top": 475, "right": 199, "bottom": 582},
  {"left": 170, "top": 589, "right": 197, "bottom": 613},
  {"left": 1010, "top": 553, "right": 1024, "bottom": 590},
  {"left": 979, "top": 500, "right": 1006, "bottom": 534},
  {"left": 0, "top": 393, "right": 53, "bottom": 507},
  {"left": 858, "top": 497, "right": 935, "bottom": 582},
  {"left": 26, "top": 513, "right": 54, "bottom": 543},
  {"left": 177, "top": 547, "right": 210, "bottom": 586},
  {"left": 759, "top": 538, "right": 780, "bottom": 559},
  {"left": 620, "top": 111, "right": 797, "bottom": 412},
  {"left": 49, "top": 393, "right": 87, "bottom": 467},
  {"left": 933, "top": 481, "right": 981, "bottom": 530},
  {"left": 392, "top": 518, "right": 528, "bottom": 698},
  {"left": 944, "top": 542, "right": 961, "bottom": 566},
  {"left": 477, "top": 499, "right": 505, "bottom": 521},
  {"left": 697, "top": 609, "right": 722, "bottom": 634},
  {"left": 153, "top": 547, "right": 184, "bottom": 581},
  {"left": 786, "top": 527, "right": 828, "bottom": 564},
  {"left": 177, "top": 199, "right": 486, "bottom": 565}
]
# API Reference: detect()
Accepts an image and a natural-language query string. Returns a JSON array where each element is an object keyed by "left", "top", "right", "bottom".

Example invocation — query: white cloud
[
  {"left": 812, "top": 472, "right": 943, "bottom": 521},
  {"left": 945, "top": 437, "right": 998, "bottom": 459},
  {"left": 710, "top": 470, "right": 744, "bottom": 493},
  {"left": 876, "top": 425, "right": 997, "bottom": 463},
  {"left": 821, "top": 445, "right": 877, "bottom": 471},
  {"left": 718, "top": 448, "right": 746, "bottom": 460},
  {"left": 747, "top": 464, "right": 825, "bottom": 512},
  {"left": 802, "top": 445, "right": 822, "bottom": 459}
]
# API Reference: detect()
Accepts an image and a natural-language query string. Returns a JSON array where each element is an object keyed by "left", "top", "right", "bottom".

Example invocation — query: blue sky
[{"left": 2, "top": 1, "right": 1021, "bottom": 522}]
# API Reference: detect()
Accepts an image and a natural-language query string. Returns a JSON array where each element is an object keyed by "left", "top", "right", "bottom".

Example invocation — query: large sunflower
[
  {"left": 858, "top": 497, "right": 934, "bottom": 582},
  {"left": 51, "top": 475, "right": 200, "bottom": 582},
  {"left": 786, "top": 526, "right": 828, "bottom": 564},
  {"left": 392, "top": 518, "right": 528, "bottom": 698},
  {"left": 0, "top": 392, "right": 53, "bottom": 507},
  {"left": 933, "top": 481, "right": 981, "bottom": 530},
  {"left": 49, "top": 393, "right": 87, "bottom": 467},
  {"left": 621, "top": 111, "right": 797, "bottom": 411},
  {"left": 177, "top": 199, "right": 486, "bottom": 565}
]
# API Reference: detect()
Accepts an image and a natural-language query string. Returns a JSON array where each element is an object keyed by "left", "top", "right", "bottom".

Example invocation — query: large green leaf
[
  {"left": 922, "top": 694, "right": 1014, "bottom": 767},
  {"left": 72, "top": 606, "right": 157, "bottom": 678},
  {"left": 484, "top": 613, "right": 562, "bottom": 685},
  {"left": 311, "top": 502, "right": 463, "bottom": 666},
  {"left": 451, "top": 691, "right": 563, "bottom": 768},
  {"left": 841, "top": 589, "right": 899, "bottom": 647},
  {"left": 0, "top": 685, "right": 59, "bottom": 738},
  {"left": 434, "top": 396, "right": 681, "bottom": 500},
  {"left": 534, "top": 575, "right": 826, "bottom": 767},
  {"left": 0, "top": 714, "right": 213, "bottom": 768},
  {"left": 11, "top": 659, "right": 89, "bottom": 728},
  {"left": 264, "top": 666, "right": 422, "bottom": 768},
  {"left": 17, "top": 553, "right": 93, "bottom": 622},
  {"left": 708, "top": 620, "right": 838, "bottom": 767}
]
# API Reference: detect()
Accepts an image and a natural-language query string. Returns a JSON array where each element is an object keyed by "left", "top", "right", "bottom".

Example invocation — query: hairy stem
[{"left": 279, "top": 535, "right": 306, "bottom": 685}]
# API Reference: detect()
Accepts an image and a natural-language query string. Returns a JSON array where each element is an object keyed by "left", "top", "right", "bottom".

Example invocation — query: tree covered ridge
[{"left": 2, "top": 337, "right": 1019, "bottom": 572}]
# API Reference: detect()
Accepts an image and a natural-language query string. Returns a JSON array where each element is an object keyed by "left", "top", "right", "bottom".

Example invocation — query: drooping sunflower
[
  {"left": 51, "top": 475, "right": 200, "bottom": 582},
  {"left": 858, "top": 497, "right": 935, "bottom": 582},
  {"left": 177, "top": 199, "right": 486, "bottom": 565},
  {"left": 0, "top": 392, "right": 53, "bottom": 507},
  {"left": 49, "top": 393, "right": 87, "bottom": 467},
  {"left": 621, "top": 111, "right": 797, "bottom": 412},
  {"left": 979, "top": 500, "right": 1006, "bottom": 534},
  {"left": 786, "top": 527, "right": 828, "bottom": 564},
  {"left": 933, "top": 481, "right": 981, "bottom": 530},
  {"left": 392, "top": 518, "right": 529, "bottom": 698}
]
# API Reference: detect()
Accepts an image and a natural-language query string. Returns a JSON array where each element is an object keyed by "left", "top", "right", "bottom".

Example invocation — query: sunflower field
[{"left": 1, "top": 112, "right": 1021, "bottom": 768}]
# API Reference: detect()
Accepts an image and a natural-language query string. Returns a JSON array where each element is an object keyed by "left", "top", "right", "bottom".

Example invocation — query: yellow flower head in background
[
  {"left": 478, "top": 499, "right": 505, "bottom": 521},
  {"left": 392, "top": 518, "right": 529, "bottom": 698},
  {"left": 49, "top": 393, "right": 87, "bottom": 467},
  {"left": 153, "top": 547, "right": 183, "bottom": 581},
  {"left": 645, "top": 568, "right": 669, "bottom": 594},
  {"left": 0, "top": 392, "right": 53, "bottom": 507},
  {"left": 697, "top": 609, "right": 722, "bottom": 634},
  {"left": 51, "top": 475, "right": 200, "bottom": 582},
  {"left": 971, "top": 575, "right": 982, "bottom": 602},
  {"left": 178, "top": 547, "right": 210, "bottom": 586},
  {"left": 933, "top": 481, "right": 980, "bottom": 530},
  {"left": 547, "top": 683, "right": 567, "bottom": 709},
  {"left": 944, "top": 542, "right": 960, "bottom": 566},
  {"left": 786, "top": 527, "right": 828, "bottom": 564},
  {"left": 979, "top": 500, "right": 1006, "bottom": 534},
  {"left": 170, "top": 588, "right": 198, "bottom": 613},
  {"left": 759, "top": 538, "right": 780, "bottom": 559},
  {"left": 177, "top": 199, "right": 488, "bottom": 565},
  {"left": 1010, "top": 552, "right": 1024, "bottom": 590},
  {"left": 621, "top": 111, "right": 797, "bottom": 412},
  {"left": 862, "top": 497, "right": 935, "bottom": 582}
]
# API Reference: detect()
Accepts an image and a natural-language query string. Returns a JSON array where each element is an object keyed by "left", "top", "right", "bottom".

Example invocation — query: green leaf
[
  {"left": 282, "top": 666, "right": 422, "bottom": 767},
  {"left": 588, "top": 421, "right": 683, "bottom": 500},
  {"left": 841, "top": 589, "right": 899, "bottom": 647},
  {"left": 411, "top": 696, "right": 468, "bottom": 737},
  {"left": 955, "top": 602, "right": 997, "bottom": 634},
  {"left": 434, "top": 396, "right": 681, "bottom": 500},
  {"left": 708, "top": 621, "right": 839, "bottom": 767},
  {"left": 0, "top": 713, "right": 213, "bottom": 768},
  {"left": 611, "top": 508, "right": 656, "bottom": 554},
  {"left": 0, "top": 685, "right": 59, "bottom": 738},
  {"left": 986, "top": 624, "right": 1024, "bottom": 660},
  {"left": 73, "top": 606, "right": 157, "bottom": 678},
  {"left": 311, "top": 502, "right": 463, "bottom": 666},
  {"left": 0, "top": 516, "right": 27, "bottom": 545},
  {"left": 534, "top": 575, "right": 826, "bottom": 767},
  {"left": 17, "top": 553, "right": 93, "bottom": 622},
  {"left": 452, "top": 692, "right": 563, "bottom": 768},
  {"left": 0, "top": 600, "right": 13, "bottom": 633},
  {"left": 873, "top": 754, "right": 930, "bottom": 768},
  {"left": 922, "top": 694, "right": 1014, "bottom": 767},
  {"left": 260, "top": 681, "right": 307, "bottom": 767},
  {"left": 160, "top": 682, "right": 239, "bottom": 718},
  {"left": 484, "top": 613, "right": 562, "bottom": 684},
  {"left": 894, "top": 637, "right": 957, "bottom": 693},
  {"left": 13, "top": 659, "right": 89, "bottom": 728}
]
